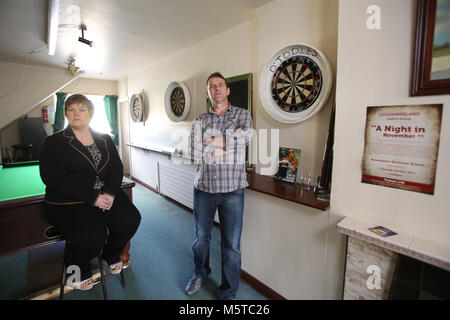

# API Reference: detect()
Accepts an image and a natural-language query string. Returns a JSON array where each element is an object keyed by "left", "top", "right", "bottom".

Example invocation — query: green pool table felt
[{"left": 0, "top": 163, "right": 46, "bottom": 202}]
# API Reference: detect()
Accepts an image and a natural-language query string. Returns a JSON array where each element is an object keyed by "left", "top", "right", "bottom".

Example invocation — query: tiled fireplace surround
[{"left": 337, "top": 217, "right": 450, "bottom": 300}]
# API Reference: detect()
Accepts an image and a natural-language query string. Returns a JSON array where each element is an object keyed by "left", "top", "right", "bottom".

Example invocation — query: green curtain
[
  {"left": 104, "top": 95, "right": 119, "bottom": 145},
  {"left": 53, "top": 92, "right": 67, "bottom": 132}
]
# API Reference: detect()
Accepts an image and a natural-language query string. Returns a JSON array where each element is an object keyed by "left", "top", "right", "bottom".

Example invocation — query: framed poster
[
  {"left": 361, "top": 104, "right": 442, "bottom": 194},
  {"left": 411, "top": 0, "right": 450, "bottom": 96}
]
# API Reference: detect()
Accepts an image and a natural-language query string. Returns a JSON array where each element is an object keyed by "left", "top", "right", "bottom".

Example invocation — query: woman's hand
[{"left": 94, "top": 193, "right": 115, "bottom": 211}]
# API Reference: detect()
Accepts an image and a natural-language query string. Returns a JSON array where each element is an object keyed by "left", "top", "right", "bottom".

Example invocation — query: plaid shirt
[{"left": 190, "top": 105, "right": 253, "bottom": 193}]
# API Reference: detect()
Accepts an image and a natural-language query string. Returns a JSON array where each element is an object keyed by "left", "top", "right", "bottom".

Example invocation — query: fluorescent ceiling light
[
  {"left": 59, "top": 1, "right": 81, "bottom": 29},
  {"left": 47, "top": 0, "right": 60, "bottom": 55}
]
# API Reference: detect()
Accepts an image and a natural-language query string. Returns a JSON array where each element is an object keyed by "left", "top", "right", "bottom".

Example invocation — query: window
[{"left": 64, "top": 94, "right": 112, "bottom": 136}]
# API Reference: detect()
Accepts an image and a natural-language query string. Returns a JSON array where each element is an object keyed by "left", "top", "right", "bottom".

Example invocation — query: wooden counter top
[
  {"left": 126, "top": 143, "right": 330, "bottom": 211},
  {"left": 246, "top": 172, "right": 330, "bottom": 211}
]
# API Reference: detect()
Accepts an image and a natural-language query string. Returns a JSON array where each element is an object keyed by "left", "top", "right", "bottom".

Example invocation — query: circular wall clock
[
  {"left": 164, "top": 81, "right": 191, "bottom": 122},
  {"left": 129, "top": 93, "right": 144, "bottom": 122},
  {"left": 259, "top": 43, "right": 333, "bottom": 124}
]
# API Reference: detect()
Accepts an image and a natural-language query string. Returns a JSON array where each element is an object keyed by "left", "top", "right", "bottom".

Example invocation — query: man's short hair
[
  {"left": 64, "top": 94, "right": 94, "bottom": 118},
  {"left": 206, "top": 72, "right": 228, "bottom": 88}
]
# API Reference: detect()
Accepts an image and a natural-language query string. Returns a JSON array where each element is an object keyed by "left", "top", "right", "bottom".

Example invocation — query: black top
[{"left": 39, "top": 126, "right": 123, "bottom": 205}]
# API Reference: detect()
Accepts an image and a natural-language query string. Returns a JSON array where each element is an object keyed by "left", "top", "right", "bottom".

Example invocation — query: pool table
[{"left": 0, "top": 161, "right": 135, "bottom": 263}]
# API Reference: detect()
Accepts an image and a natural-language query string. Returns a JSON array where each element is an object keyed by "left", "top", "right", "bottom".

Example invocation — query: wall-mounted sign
[
  {"left": 362, "top": 104, "right": 442, "bottom": 194},
  {"left": 164, "top": 81, "right": 191, "bottom": 122},
  {"left": 259, "top": 43, "right": 333, "bottom": 124}
]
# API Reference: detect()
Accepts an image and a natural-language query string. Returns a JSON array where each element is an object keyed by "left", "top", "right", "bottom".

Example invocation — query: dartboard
[
  {"left": 129, "top": 93, "right": 144, "bottom": 122},
  {"left": 164, "top": 81, "right": 191, "bottom": 122},
  {"left": 259, "top": 44, "right": 332, "bottom": 124},
  {"left": 170, "top": 87, "right": 185, "bottom": 117},
  {"left": 272, "top": 56, "right": 322, "bottom": 113}
]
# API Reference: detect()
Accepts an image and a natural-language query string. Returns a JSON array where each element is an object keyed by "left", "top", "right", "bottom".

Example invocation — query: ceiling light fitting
[
  {"left": 78, "top": 24, "right": 93, "bottom": 47},
  {"left": 67, "top": 57, "right": 80, "bottom": 76},
  {"left": 47, "top": 0, "right": 61, "bottom": 55}
]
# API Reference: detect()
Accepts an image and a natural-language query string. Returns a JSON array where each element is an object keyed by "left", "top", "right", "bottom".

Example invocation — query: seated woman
[{"left": 40, "top": 94, "right": 141, "bottom": 290}]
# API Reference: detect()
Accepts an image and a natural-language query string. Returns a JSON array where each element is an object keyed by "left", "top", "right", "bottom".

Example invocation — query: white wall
[
  {"left": 125, "top": 18, "right": 257, "bottom": 153},
  {"left": 0, "top": 62, "right": 83, "bottom": 130},
  {"left": 242, "top": 0, "right": 343, "bottom": 300},
  {"left": 124, "top": 0, "right": 339, "bottom": 192},
  {"left": 122, "top": 17, "right": 256, "bottom": 185},
  {"left": 123, "top": 0, "right": 343, "bottom": 300},
  {"left": 333, "top": 0, "right": 450, "bottom": 244},
  {"left": 255, "top": 0, "right": 338, "bottom": 179},
  {"left": 62, "top": 77, "right": 118, "bottom": 96}
]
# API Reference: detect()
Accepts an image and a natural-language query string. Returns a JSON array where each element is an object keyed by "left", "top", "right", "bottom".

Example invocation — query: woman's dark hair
[
  {"left": 206, "top": 72, "right": 228, "bottom": 88},
  {"left": 64, "top": 94, "right": 94, "bottom": 118}
]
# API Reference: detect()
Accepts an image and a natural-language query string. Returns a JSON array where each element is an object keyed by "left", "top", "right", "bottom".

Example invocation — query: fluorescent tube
[{"left": 47, "top": 0, "right": 60, "bottom": 55}]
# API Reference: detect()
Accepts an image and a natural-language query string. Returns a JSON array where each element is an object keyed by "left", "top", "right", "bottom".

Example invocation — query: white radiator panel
[{"left": 159, "top": 162, "right": 196, "bottom": 209}]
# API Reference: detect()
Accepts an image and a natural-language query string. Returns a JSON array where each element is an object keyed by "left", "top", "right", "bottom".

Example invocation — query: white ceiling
[{"left": 0, "top": 0, "right": 273, "bottom": 80}]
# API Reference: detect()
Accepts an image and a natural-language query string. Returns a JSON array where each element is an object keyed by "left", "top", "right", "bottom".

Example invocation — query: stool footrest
[
  {"left": 93, "top": 272, "right": 113, "bottom": 285},
  {"left": 60, "top": 242, "right": 127, "bottom": 300}
]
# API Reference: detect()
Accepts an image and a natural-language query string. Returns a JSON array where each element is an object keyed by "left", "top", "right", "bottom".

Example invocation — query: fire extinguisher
[{"left": 42, "top": 107, "right": 49, "bottom": 123}]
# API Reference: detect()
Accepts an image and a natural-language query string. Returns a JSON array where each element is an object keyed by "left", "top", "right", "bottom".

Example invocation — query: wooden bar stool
[{"left": 59, "top": 240, "right": 126, "bottom": 300}]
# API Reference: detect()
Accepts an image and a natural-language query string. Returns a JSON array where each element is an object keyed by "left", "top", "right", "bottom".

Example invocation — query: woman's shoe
[
  {"left": 109, "top": 261, "right": 123, "bottom": 275},
  {"left": 66, "top": 277, "right": 95, "bottom": 290}
]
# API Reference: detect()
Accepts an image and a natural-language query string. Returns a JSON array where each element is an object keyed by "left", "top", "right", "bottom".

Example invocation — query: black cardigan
[{"left": 39, "top": 126, "right": 123, "bottom": 205}]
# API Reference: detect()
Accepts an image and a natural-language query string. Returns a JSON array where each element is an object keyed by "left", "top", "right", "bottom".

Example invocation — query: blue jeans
[{"left": 192, "top": 187, "right": 244, "bottom": 300}]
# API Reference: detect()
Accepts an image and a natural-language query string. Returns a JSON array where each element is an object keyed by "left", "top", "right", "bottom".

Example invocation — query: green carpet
[{"left": 0, "top": 182, "right": 266, "bottom": 300}]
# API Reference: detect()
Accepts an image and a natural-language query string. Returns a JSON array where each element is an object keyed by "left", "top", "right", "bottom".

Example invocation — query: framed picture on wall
[
  {"left": 361, "top": 104, "right": 442, "bottom": 195},
  {"left": 411, "top": 0, "right": 450, "bottom": 96}
]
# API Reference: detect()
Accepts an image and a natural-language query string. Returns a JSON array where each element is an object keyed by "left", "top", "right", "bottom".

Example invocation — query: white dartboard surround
[
  {"left": 164, "top": 81, "right": 191, "bottom": 122},
  {"left": 129, "top": 93, "right": 144, "bottom": 122},
  {"left": 259, "top": 43, "right": 333, "bottom": 124}
]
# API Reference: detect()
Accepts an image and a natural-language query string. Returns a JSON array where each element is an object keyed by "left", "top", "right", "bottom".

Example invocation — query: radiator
[{"left": 159, "top": 162, "right": 196, "bottom": 209}]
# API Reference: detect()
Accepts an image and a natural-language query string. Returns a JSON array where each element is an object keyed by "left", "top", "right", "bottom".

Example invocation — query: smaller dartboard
[
  {"left": 164, "top": 82, "right": 191, "bottom": 122},
  {"left": 129, "top": 93, "right": 144, "bottom": 122},
  {"left": 259, "top": 43, "right": 333, "bottom": 124},
  {"left": 170, "top": 87, "right": 185, "bottom": 117}
]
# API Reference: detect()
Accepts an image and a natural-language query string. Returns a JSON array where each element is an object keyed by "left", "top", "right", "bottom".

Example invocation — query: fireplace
[
  {"left": 337, "top": 216, "right": 450, "bottom": 300},
  {"left": 390, "top": 255, "right": 450, "bottom": 299}
]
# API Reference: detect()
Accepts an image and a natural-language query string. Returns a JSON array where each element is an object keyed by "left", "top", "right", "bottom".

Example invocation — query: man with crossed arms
[{"left": 185, "top": 72, "right": 253, "bottom": 300}]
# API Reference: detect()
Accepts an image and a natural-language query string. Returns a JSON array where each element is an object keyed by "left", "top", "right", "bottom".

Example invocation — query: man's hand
[
  {"left": 202, "top": 136, "right": 226, "bottom": 149},
  {"left": 203, "top": 136, "right": 234, "bottom": 159},
  {"left": 212, "top": 148, "right": 234, "bottom": 158}
]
